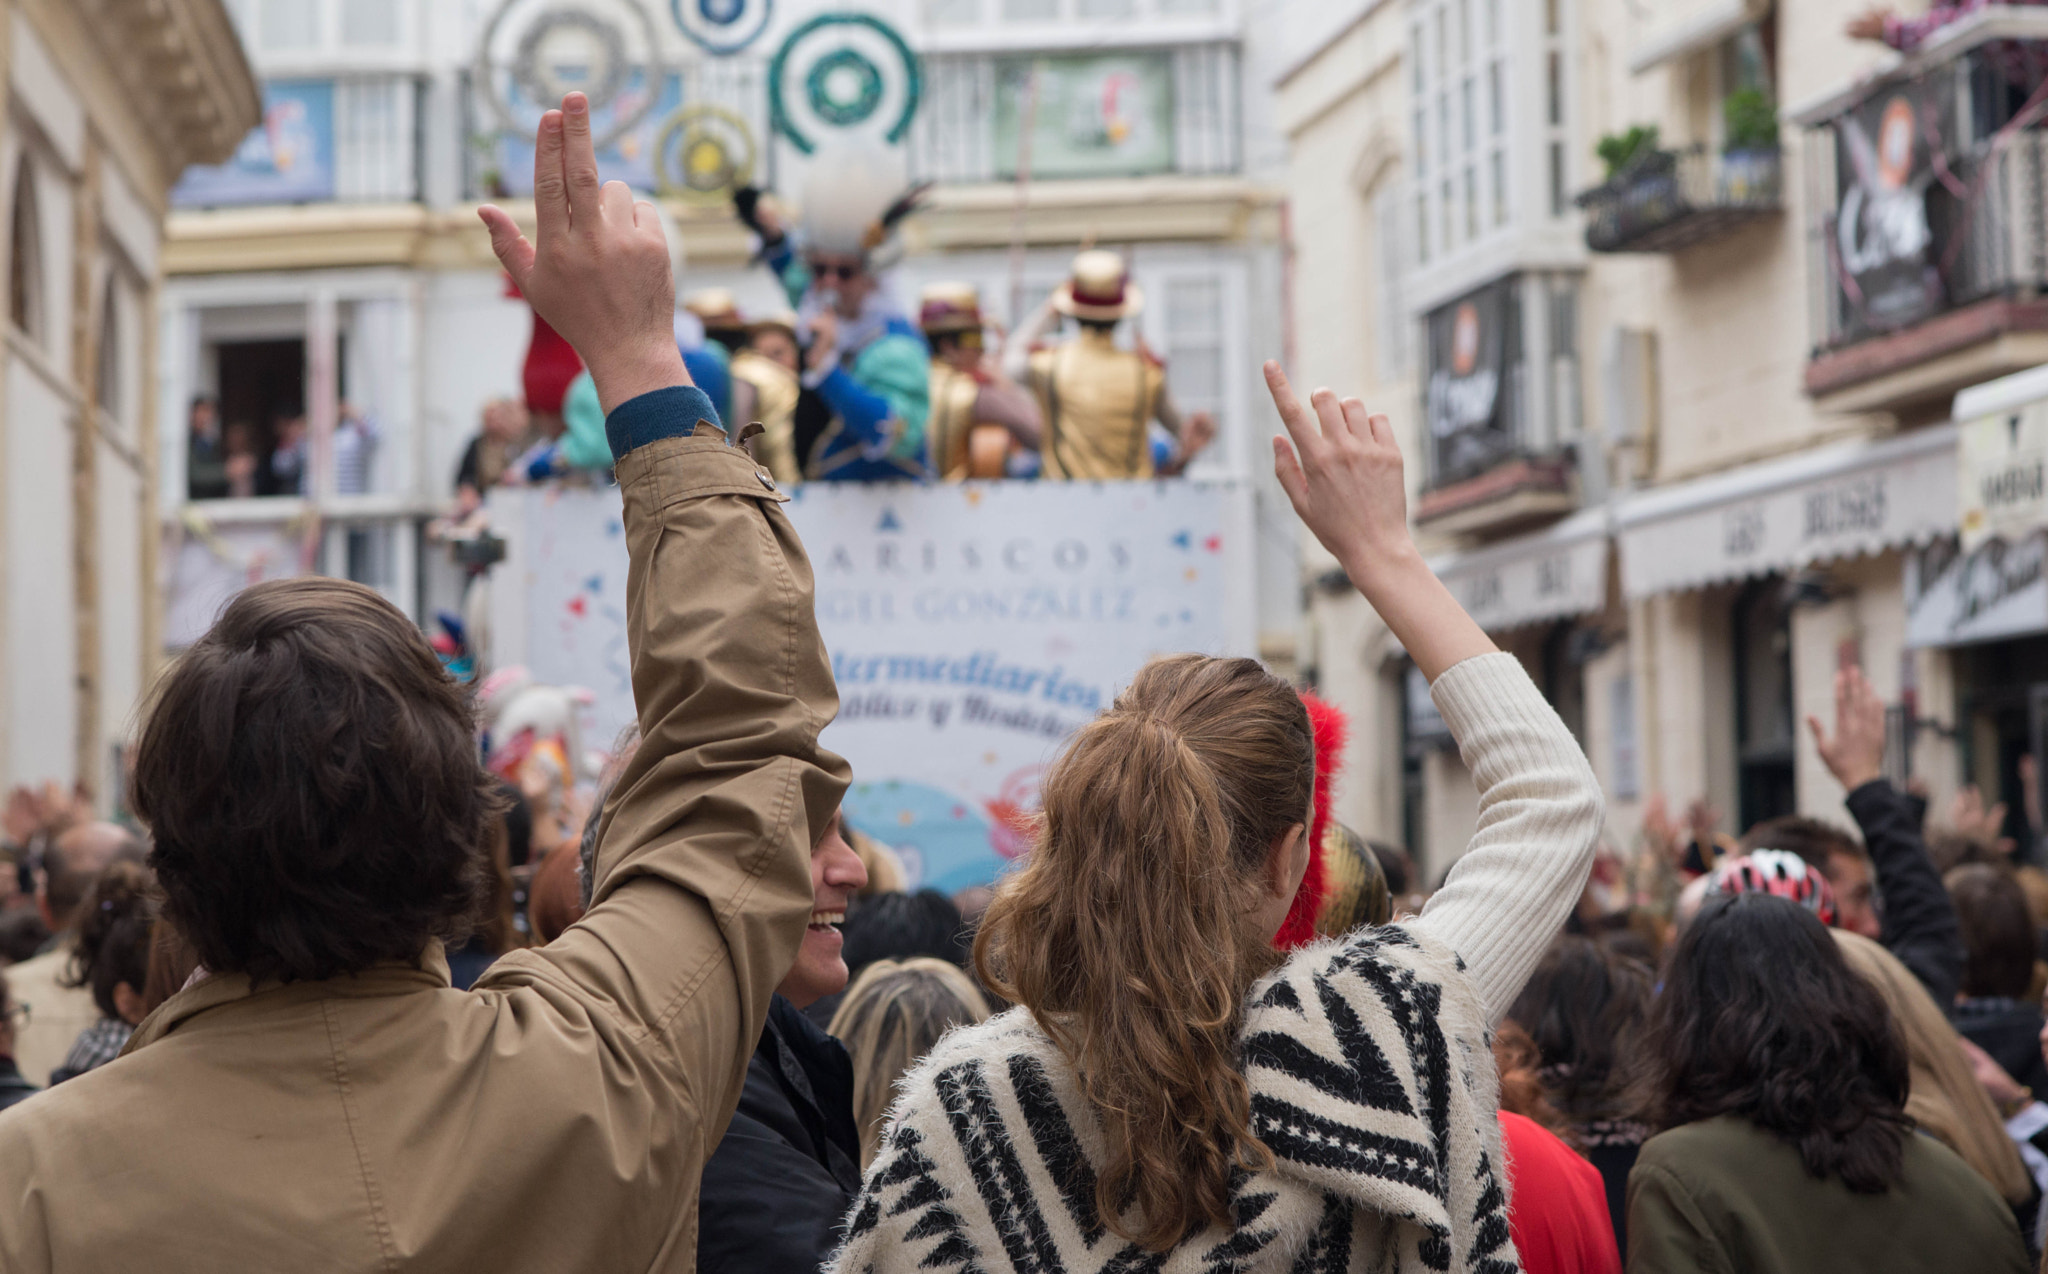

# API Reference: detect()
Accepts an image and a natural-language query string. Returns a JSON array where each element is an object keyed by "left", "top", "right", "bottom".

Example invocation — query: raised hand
[
  {"left": 1266, "top": 361, "right": 1416, "bottom": 582},
  {"left": 478, "top": 93, "right": 687, "bottom": 414},
  {"left": 1806, "top": 665, "right": 1887, "bottom": 793},
  {"left": 1264, "top": 361, "right": 1492, "bottom": 680}
]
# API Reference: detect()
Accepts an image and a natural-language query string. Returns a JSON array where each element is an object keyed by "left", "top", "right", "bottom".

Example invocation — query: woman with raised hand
[{"left": 831, "top": 364, "right": 1605, "bottom": 1273}]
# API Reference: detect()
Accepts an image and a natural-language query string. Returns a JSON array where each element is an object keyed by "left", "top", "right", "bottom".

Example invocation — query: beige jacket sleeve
[
  {"left": 1409, "top": 651, "right": 1604, "bottom": 1025},
  {"left": 478, "top": 430, "right": 848, "bottom": 1144}
]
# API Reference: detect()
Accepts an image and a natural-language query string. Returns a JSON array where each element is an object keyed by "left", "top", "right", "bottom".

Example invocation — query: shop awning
[
  {"left": 1428, "top": 507, "right": 1611, "bottom": 633},
  {"left": 1616, "top": 425, "right": 1958, "bottom": 600}
]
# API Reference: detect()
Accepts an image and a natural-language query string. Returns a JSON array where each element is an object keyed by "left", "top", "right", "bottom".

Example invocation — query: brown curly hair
[{"left": 974, "top": 654, "right": 1313, "bottom": 1249}]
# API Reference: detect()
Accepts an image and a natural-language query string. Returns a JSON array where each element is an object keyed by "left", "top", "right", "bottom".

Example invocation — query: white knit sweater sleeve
[{"left": 1408, "top": 651, "right": 1604, "bottom": 1026}]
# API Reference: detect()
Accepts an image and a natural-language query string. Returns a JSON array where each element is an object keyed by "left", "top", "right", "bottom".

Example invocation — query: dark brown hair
[
  {"left": 1649, "top": 892, "right": 1911, "bottom": 1193},
  {"left": 131, "top": 577, "right": 499, "bottom": 984},
  {"left": 1945, "top": 864, "right": 2037, "bottom": 1000},
  {"left": 1507, "top": 935, "right": 1654, "bottom": 1127},
  {"left": 63, "top": 860, "right": 155, "bottom": 1020},
  {"left": 975, "top": 654, "right": 1313, "bottom": 1250},
  {"left": 1741, "top": 815, "right": 1865, "bottom": 868}
]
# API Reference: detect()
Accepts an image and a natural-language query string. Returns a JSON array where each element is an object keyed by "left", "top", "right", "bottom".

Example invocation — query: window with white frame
[
  {"left": 1543, "top": 0, "right": 1568, "bottom": 217},
  {"left": 8, "top": 157, "right": 43, "bottom": 346},
  {"left": 1162, "top": 276, "right": 1223, "bottom": 416},
  {"left": 1373, "top": 187, "right": 1413, "bottom": 384},
  {"left": 1409, "top": 0, "right": 1509, "bottom": 263}
]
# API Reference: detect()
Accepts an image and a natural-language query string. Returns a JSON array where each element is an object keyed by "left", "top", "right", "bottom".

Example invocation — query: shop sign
[
  {"left": 171, "top": 81, "right": 335, "bottom": 207},
  {"left": 1425, "top": 276, "right": 1519, "bottom": 483},
  {"left": 1436, "top": 523, "right": 1609, "bottom": 633},
  {"left": 1833, "top": 77, "right": 1953, "bottom": 339},
  {"left": 1618, "top": 426, "right": 1957, "bottom": 600},
  {"left": 1961, "top": 402, "right": 2048, "bottom": 551},
  {"left": 1906, "top": 532, "right": 2048, "bottom": 648}
]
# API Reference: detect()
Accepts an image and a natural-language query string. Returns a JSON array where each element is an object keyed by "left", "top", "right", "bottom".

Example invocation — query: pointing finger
[{"left": 1263, "top": 361, "right": 1326, "bottom": 463}]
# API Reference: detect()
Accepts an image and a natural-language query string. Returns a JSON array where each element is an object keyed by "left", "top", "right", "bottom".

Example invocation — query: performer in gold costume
[
  {"left": 917, "top": 282, "right": 1041, "bottom": 481},
  {"left": 732, "top": 310, "right": 804, "bottom": 484},
  {"left": 1006, "top": 250, "right": 1216, "bottom": 480}
]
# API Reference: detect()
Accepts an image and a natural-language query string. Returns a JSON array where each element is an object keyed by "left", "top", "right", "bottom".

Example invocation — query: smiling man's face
[{"left": 776, "top": 814, "right": 868, "bottom": 1008}]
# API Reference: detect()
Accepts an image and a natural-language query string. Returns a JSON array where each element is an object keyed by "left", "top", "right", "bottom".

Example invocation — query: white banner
[
  {"left": 1960, "top": 404, "right": 2048, "bottom": 551},
  {"left": 1906, "top": 532, "right": 2048, "bottom": 648},
  {"left": 490, "top": 480, "right": 1251, "bottom": 894}
]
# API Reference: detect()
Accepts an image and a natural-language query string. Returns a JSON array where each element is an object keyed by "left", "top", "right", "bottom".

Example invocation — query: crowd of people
[
  {"left": 5, "top": 90, "right": 2047, "bottom": 1272},
  {"left": 186, "top": 395, "right": 383, "bottom": 502}
]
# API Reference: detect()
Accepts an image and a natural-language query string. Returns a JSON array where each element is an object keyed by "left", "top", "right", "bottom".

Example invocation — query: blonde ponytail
[{"left": 975, "top": 654, "right": 1314, "bottom": 1249}]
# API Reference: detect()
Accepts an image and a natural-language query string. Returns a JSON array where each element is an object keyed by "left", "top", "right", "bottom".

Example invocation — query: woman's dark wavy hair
[
  {"left": 1648, "top": 892, "right": 1911, "bottom": 1193},
  {"left": 131, "top": 577, "right": 501, "bottom": 984},
  {"left": 1507, "top": 934, "right": 1654, "bottom": 1125}
]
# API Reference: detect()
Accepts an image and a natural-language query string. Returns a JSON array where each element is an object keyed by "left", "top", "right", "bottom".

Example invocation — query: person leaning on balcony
[
  {"left": 1004, "top": 250, "right": 1216, "bottom": 480},
  {"left": 0, "top": 91, "right": 849, "bottom": 1273},
  {"left": 919, "top": 282, "right": 1042, "bottom": 481}
]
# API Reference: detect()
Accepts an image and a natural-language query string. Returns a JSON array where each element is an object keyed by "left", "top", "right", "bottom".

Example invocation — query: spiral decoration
[
  {"left": 668, "top": 0, "right": 773, "bottom": 54},
  {"left": 767, "top": 13, "right": 921, "bottom": 154},
  {"left": 655, "top": 104, "right": 758, "bottom": 201},
  {"left": 475, "top": 0, "right": 670, "bottom": 151}
]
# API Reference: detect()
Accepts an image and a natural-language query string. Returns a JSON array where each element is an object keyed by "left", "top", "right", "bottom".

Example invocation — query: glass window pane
[
  {"left": 926, "top": 0, "right": 982, "bottom": 22},
  {"left": 1461, "top": 77, "right": 1475, "bottom": 152},
  {"left": 1547, "top": 50, "right": 1562, "bottom": 125},
  {"left": 1435, "top": 8, "right": 1447, "bottom": 79},
  {"left": 1484, "top": 0, "right": 1499, "bottom": 46},
  {"left": 1549, "top": 141, "right": 1565, "bottom": 215},
  {"left": 261, "top": 0, "right": 321, "bottom": 48},
  {"left": 1412, "top": 24, "right": 1426, "bottom": 92},
  {"left": 1458, "top": 0, "right": 1471, "bottom": 63},
  {"left": 1415, "top": 109, "right": 1428, "bottom": 176},
  {"left": 1490, "top": 60, "right": 1503, "bottom": 135},
  {"left": 1491, "top": 148, "right": 1507, "bottom": 224},
  {"left": 1077, "top": 0, "right": 1134, "bottom": 16},
  {"left": 1003, "top": 0, "right": 1058, "bottom": 19},
  {"left": 1463, "top": 166, "right": 1478, "bottom": 239},
  {"left": 1545, "top": 0, "right": 1561, "bottom": 36},
  {"left": 341, "top": 0, "right": 400, "bottom": 46},
  {"left": 1441, "top": 178, "right": 1454, "bottom": 246},
  {"left": 1157, "top": 0, "right": 1219, "bottom": 11},
  {"left": 1417, "top": 191, "right": 1432, "bottom": 262}
]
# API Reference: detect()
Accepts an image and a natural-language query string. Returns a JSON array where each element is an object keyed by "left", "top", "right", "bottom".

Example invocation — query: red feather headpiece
[{"left": 1275, "top": 691, "right": 1348, "bottom": 949}]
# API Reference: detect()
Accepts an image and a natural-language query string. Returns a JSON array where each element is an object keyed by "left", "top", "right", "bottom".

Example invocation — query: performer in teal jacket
[{"left": 734, "top": 143, "right": 929, "bottom": 482}]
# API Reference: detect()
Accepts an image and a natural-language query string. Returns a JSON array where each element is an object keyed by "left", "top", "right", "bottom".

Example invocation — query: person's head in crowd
[
  {"left": 222, "top": 420, "right": 256, "bottom": 458},
  {"left": 1649, "top": 892, "right": 1910, "bottom": 1193},
  {"left": 63, "top": 860, "right": 156, "bottom": 1027},
  {"left": 188, "top": 394, "right": 219, "bottom": 441},
  {"left": 0, "top": 909, "right": 49, "bottom": 964},
  {"left": 843, "top": 822, "right": 907, "bottom": 897},
  {"left": 917, "top": 282, "right": 987, "bottom": 374},
  {"left": 1492, "top": 1018, "right": 1574, "bottom": 1145},
  {"left": 1945, "top": 864, "right": 2036, "bottom": 1002},
  {"left": 1507, "top": 935, "right": 1652, "bottom": 1125},
  {"left": 1739, "top": 816, "right": 1876, "bottom": 937},
  {"left": 1312, "top": 822, "right": 1392, "bottom": 935},
  {"left": 39, "top": 821, "right": 145, "bottom": 938},
  {"left": 481, "top": 396, "right": 529, "bottom": 446},
  {"left": 840, "top": 888, "right": 968, "bottom": 983},
  {"left": 975, "top": 653, "right": 1313, "bottom": 1248},
  {"left": 778, "top": 810, "right": 868, "bottom": 1009},
  {"left": 1832, "top": 928, "right": 2035, "bottom": 1208},
  {"left": 828, "top": 956, "right": 991, "bottom": 1166},
  {"left": 130, "top": 577, "right": 500, "bottom": 985},
  {"left": 748, "top": 314, "right": 801, "bottom": 374},
  {"left": 1368, "top": 839, "right": 1412, "bottom": 898},
  {"left": 273, "top": 412, "right": 305, "bottom": 450}
]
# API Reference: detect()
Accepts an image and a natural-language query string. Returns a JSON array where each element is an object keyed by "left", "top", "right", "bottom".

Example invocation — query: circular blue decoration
[
  {"left": 477, "top": 0, "right": 669, "bottom": 152},
  {"left": 768, "top": 12, "right": 921, "bottom": 155},
  {"left": 805, "top": 48, "right": 883, "bottom": 127},
  {"left": 669, "top": 0, "right": 772, "bottom": 54}
]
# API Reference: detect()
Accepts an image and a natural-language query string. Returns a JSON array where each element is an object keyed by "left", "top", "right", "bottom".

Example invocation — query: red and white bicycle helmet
[{"left": 1708, "top": 849, "right": 1838, "bottom": 928}]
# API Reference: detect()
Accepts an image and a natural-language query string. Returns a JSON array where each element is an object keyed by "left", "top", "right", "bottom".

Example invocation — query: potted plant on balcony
[
  {"left": 1586, "top": 124, "right": 1681, "bottom": 244},
  {"left": 1721, "top": 87, "right": 1780, "bottom": 202}
]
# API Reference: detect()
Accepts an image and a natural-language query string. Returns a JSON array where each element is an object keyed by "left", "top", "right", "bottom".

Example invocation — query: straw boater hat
[
  {"left": 683, "top": 288, "right": 746, "bottom": 333},
  {"left": 918, "top": 281, "right": 984, "bottom": 335},
  {"left": 1052, "top": 249, "right": 1144, "bottom": 323}
]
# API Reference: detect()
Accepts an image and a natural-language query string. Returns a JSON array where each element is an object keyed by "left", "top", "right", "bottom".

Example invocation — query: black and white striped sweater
[
  {"left": 832, "top": 652, "right": 1608, "bottom": 1274},
  {"left": 832, "top": 924, "right": 1517, "bottom": 1274}
]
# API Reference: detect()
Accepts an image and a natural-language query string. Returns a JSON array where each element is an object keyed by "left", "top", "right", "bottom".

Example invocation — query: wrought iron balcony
[{"left": 1575, "top": 144, "right": 1783, "bottom": 254}]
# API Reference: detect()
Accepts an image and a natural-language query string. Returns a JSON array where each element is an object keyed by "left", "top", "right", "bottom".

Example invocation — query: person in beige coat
[{"left": 0, "top": 91, "right": 848, "bottom": 1273}]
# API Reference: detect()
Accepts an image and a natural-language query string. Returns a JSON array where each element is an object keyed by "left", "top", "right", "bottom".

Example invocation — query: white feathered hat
[{"left": 797, "top": 138, "right": 923, "bottom": 267}]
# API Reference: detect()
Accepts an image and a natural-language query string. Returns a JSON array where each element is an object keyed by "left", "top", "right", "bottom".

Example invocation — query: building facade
[
  {"left": 159, "top": 0, "right": 1302, "bottom": 662},
  {"left": 0, "top": 0, "right": 255, "bottom": 799},
  {"left": 1283, "top": 0, "right": 2048, "bottom": 878}
]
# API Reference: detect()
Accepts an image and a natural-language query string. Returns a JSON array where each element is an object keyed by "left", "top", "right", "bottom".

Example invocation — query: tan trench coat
[{"left": 0, "top": 429, "right": 848, "bottom": 1272}]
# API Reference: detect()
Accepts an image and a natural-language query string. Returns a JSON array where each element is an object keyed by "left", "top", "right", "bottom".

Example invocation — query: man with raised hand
[{"left": 0, "top": 92, "right": 847, "bottom": 1273}]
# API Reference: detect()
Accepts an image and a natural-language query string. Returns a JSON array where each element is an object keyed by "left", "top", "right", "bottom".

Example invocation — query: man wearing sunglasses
[{"left": 732, "top": 142, "right": 930, "bottom": 482}]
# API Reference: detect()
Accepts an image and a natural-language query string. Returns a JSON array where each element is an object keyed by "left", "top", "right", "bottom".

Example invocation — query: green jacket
[{"left": 1627, "top": 1115, "right": 2029, "bottom": 1274}]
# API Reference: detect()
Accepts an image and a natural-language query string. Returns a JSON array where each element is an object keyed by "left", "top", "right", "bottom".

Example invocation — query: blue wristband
[{"left": 605, "top": 385, "right": 723, "bottom": 463}]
